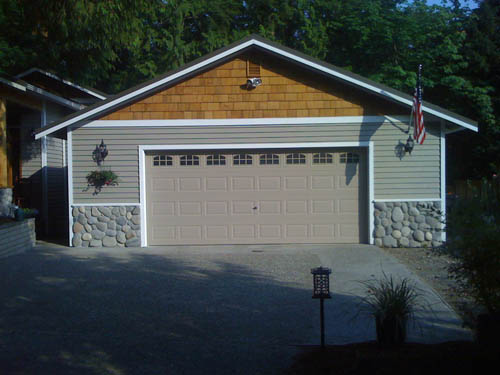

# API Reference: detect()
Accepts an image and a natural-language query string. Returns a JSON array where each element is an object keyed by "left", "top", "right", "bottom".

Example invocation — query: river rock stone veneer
[
  {"left": 72, "top": 206, "right": 140, "bottom": 247},
  {"left": 373, "top": 201, "right": 443, "bottom": 248}
]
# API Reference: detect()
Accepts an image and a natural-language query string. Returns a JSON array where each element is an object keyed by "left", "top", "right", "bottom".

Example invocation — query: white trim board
[
  {"left": 67, "top": 128, "right": 74, "bottom": 246},
  {"left": 139, "top": 141, "right": 374, "bottom": 247},
  {"left": 440, "top": 121, "right": 447, "bottom": 242},
  {"left": 35, "top": 37, "right": 477, "bottom": 139},
  {"left": 373, "top": 198, "right": 441, "bottom": 202},
  {"left": 85, "top": 116, "right": 409, "bottom": 128},
  {"left": 140, "top": 142, "right": 370, "bottom": 152},
  {"left": 71, "top": 203, "right": 141, "bottom": 207}
]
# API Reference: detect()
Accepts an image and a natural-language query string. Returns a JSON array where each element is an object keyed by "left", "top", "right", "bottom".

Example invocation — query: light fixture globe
[{"left": 404, "top": 136, "right": 415, "bottom": 155}]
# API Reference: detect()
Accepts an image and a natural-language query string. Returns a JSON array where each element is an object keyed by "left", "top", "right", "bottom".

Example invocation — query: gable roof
[
  {"left": 17, "top": 68, "right": 108, "bottom": 102},
  {"left": 34, "top": 34, "right": 477, "bottom": 139}
]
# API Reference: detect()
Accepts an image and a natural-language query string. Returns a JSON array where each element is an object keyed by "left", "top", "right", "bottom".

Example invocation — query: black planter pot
[
  {"left": 376, "top": 316, "right": 407, "bottom": 346},
  {"left": 14, "top": 208, "right": 24, "bottom": 221},
  {"left": 476, "top": 313, "right": 500, "bottom": 346}
]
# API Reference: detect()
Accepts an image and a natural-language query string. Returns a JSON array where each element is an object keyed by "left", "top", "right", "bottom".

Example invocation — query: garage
[{"left": 145, "top": 148, "right": 367, "bottom": 245}]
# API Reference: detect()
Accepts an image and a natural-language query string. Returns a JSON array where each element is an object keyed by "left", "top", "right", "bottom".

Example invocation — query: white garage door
[{"left": 145, "top": 149, "right": 366, "bottom": 245}]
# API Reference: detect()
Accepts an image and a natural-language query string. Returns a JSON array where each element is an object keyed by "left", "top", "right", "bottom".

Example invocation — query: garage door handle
[{"left": 253, "top": 206, "right": 258, "bottom": 210}]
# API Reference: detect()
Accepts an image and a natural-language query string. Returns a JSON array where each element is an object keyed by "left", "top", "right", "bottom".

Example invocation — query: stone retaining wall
[
  {"left": 71, "top": 206, "right": 140, "bottom": 247},
  {"left": 0, "top": 218, "right": 36, "bottom": 258},
  {"left": 373, "top": 201, "right": 443, "bottom": 248}
]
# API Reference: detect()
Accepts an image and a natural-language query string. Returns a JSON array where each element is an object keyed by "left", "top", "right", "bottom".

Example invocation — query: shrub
[{"left": 446, "top": 178, "right": 500, "bottom": 313}]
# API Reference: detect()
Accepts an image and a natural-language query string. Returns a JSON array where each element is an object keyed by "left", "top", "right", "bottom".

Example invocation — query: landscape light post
[{"left": 311, "top": 266, "right": 332, "bottom": 349}]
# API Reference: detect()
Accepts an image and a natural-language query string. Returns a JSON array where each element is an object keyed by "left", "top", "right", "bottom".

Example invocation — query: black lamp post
[
  {"left": 311, "top": 266, "right": 332, "bottom": 349},
  {"left": 92, "top": 139, "right": 108, "bottom": 165}
]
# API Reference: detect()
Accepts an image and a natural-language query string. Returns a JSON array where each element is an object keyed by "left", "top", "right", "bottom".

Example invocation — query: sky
[{"left": 425, "top": 0, "right": 478, "bottom": 8}]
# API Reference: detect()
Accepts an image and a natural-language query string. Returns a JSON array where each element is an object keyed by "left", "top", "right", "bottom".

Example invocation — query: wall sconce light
[
  {"left": 92, "top": 139, "right": 108, "bottom": 165},
  {"left": 246, "top": 77, "right": 262, "bottom": 90},
  {"left": 404, "top": 136, "right": 415, "bottom": 155}
]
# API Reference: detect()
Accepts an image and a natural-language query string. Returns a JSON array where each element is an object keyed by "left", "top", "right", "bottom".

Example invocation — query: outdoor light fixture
[
  {"left": 404, "top": 135, "right": 415, "bottom": 155},
  {"left": 246, "top": 77, "right": 262, "bottom": 89},
  {"left": 92, "top": 139, "right": 108, "bottom": 165},
  {"left": 311, "top": 266, "right": 332, "bottom": 348}
]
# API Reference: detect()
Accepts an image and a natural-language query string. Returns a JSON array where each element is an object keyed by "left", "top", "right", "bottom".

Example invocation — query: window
[
  {"left": 286, "top": 153, "right": 306, "bottom": 164},
  {"left": 233, "top": 154, "right": 253, "bottom": 165},
  {"left": 180, "top": 155, "right": 200, "bottom": 166},
  {"left": 340, "top": 152, "right": 360, "bottom": 164},
  {"left": 313, "top": 153, "right": 333, "bottom": 164},
  {"left": 153, "top": 155, "right": 172, "bottom": 166},
  {"left": 207, "top": 154, "right": 226, "bottom": 166},
  {"left": 259, "top": 154, "right": 279, "bottom": 165}
]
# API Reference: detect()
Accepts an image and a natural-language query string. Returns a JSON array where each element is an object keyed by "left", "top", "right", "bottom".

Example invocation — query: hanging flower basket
[{"left": 86, "top": 170, "right": 119, "bottom": 194}]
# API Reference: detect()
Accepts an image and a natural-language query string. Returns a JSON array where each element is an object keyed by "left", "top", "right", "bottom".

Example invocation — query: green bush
[{"left": 446, "top": 178, "right": 500, "bottom": 313}]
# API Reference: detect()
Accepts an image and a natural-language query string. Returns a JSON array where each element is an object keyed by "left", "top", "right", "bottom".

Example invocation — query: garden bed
[
  {"left": 0, "top": 218, "right": 36, "bottom": 258},
  {"left": 286, "top": 341, "right": 498, "bottom": 374}
]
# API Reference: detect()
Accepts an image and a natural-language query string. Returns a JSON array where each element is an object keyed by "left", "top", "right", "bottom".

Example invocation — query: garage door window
[
  {"left": 233, "top": 154, "right": 253, "bottom": 165},
  {"left": 313, "top": 153, "right": 333, "bottom": 164},
  {"left": 180, "top": 155, "right": 200, "bottom": 166},
  {"left": 340, "top": 152, "right": 359, "bottom": 164},
  {"left": 286, "top": 153, "right": 306, "bottom": 164},
  {"left": 153, "top": 155, "right": 172, "bottom": 166},
  {"left": 207, "top": 154, "right": 226, "bottom": 166},
  {"left": 260, "top": 154, "right": 279, "bottom": 165}
]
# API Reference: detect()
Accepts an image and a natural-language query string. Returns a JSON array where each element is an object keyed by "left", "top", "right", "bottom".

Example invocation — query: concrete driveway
[{"left": 0, "top": 243, "right": 471, "bottom": 374}]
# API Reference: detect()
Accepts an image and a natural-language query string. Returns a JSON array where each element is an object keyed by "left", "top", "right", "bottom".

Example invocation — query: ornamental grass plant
[{"left": 359, "top": 273, "right": 424, "bottom": 346}]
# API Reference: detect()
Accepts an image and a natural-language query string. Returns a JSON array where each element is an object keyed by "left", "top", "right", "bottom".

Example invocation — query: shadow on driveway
[{"left": 0, "top": 244, "right": 365, "bottom": 375}]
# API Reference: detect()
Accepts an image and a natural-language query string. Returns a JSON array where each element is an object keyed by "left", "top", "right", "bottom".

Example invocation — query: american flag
[{"left": 413, "top": 65, "right": 426, "bottom": 144}]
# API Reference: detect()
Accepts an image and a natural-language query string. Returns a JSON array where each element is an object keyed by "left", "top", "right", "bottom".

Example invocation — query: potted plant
[
  {"left": 360, "top": 274, "right": 422, "bottom": 346},
  {"left": 86, "top": 169, "right": 119, "bottom": 194},
  {"left": 14, "top": 207, "right": 39, "bottom": 221}
]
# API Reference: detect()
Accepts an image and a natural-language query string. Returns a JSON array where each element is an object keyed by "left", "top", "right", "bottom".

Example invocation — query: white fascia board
[
  {"left": 35, "top": 38, "right": 476, "bottom": 138},
  {"left": 0, "top": 77, "right": 27, "bottom": 92},
  {"left": 85, "top": 116, "right": 408, "bottom": 128},
  {"left": 26, "top": 83, "right": 85, "bottom": 111},
  {"left": 35, "top": 40, "right": 256, "bottom": 139},
  {"left": 253, "top": 40, "right": 478, "bottom": 131}
]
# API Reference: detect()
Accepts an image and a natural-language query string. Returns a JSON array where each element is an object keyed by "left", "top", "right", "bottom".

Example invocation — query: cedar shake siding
[{"left": 101, "top": 54, "right": 407, "bottom": 121}]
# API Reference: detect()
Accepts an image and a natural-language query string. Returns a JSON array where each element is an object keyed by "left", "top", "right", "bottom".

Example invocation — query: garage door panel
[
  {"left": 206, "top": 177, "right": 228, "bottom": 191},
  {"left": 206, "top": 225, "right": 228, "bottom": 240},
  {"left": 179, "top": 201, "right": 202, "bottom": 215},
  {"left": 146, "top": 149, "right": 366, "bottom": 245},
  {"left": 152, "top": 177, "right": 175, "bottom": 192},
  {"left": 206, "top": 201, "right": 228, "bottom": 215},
  {"left": 179, "top": 177, "right": 202, "bottom": 191},
  {"left": 258, "top": 176, "right": 281, "bottom": 190}
]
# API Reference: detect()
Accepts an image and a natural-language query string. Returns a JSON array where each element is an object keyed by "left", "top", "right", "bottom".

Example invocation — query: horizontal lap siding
[{"left": 71, "top": 121, "right": 440, "bottom": 203}]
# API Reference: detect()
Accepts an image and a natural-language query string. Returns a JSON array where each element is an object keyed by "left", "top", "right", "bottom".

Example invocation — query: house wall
[{"left": 71, "top": 120, "right": 441, "bottom": 204}]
